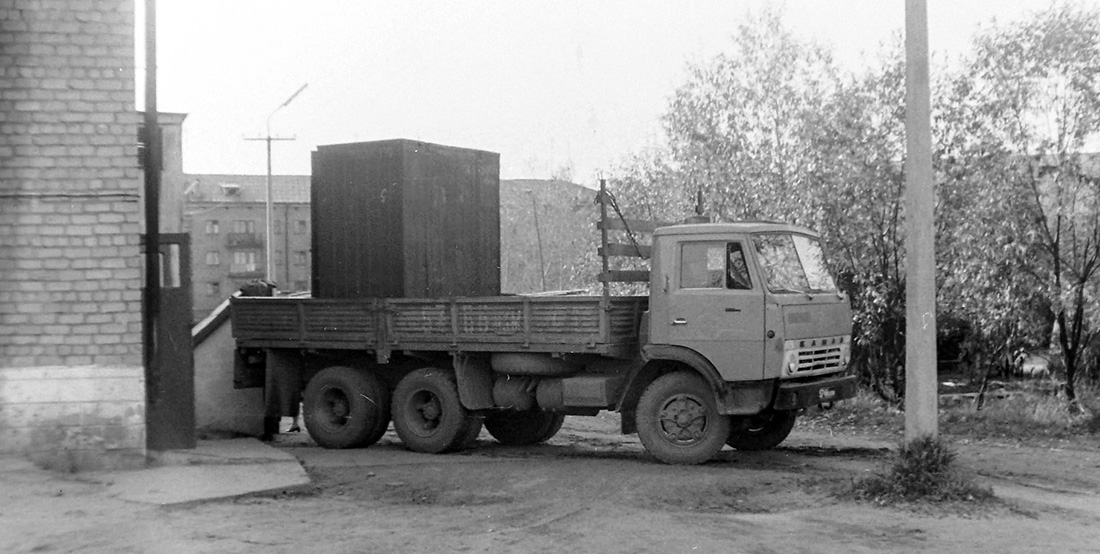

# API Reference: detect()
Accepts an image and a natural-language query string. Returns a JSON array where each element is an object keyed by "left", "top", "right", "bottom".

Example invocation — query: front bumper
[{"left": 771, "top": 373, "right": 858, "bottom": 411}]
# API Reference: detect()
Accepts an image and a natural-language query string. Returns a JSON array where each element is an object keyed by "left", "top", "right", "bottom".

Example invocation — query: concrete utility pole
[
  {"left": 904, "top": 0, "right": 939, "bottom": 440},
  {"left": 246, "top": 83, "right": 307, "bottom": 283}
]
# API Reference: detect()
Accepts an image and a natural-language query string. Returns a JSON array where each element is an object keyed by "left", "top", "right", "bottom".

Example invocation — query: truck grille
[
  {"left": 783, "top": 336, "right": 848, "bottom": 377},
  {"left": 794, "top": 347, "right": 843, "bottom": 373}
]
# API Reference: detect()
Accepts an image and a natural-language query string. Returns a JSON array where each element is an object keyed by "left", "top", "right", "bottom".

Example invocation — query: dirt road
[{"left": 5, "top": 413, "right": 1100, "bottom": 553}]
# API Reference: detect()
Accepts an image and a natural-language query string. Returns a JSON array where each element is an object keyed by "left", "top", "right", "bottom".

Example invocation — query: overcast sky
[{"left": 139, "top": 1, "right": 1088, "bottom": 182}]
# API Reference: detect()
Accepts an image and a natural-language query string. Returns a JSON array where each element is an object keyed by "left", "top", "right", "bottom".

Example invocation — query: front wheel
[
  {"left": 635, "top": 371, "right": 730, "bottom": 465},
  {"left": 392, "top": 368, "right": 478, "bottom": 454},
  {"left": 303, "top": 366, "right": 390, "bottom": 449},
  {"left": 726, "top": 409, "right": 797, "bottom": 451}
]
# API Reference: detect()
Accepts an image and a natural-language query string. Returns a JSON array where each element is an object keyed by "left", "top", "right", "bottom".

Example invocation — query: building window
[
  {"left": 234, "top": 251, "right": 258, "bottom": 265},
  {"left": 233, "top": 220, "right": 256, "bottom": 234},
  {"left": 207, "top": 282, "right": 221, "bottom": 296},
  {"left": 295, "top": 220, "right": 307, "bottom": 234},
  {"left": 293, "top": 250, "right": 308, "bottom": 266},
  {"left": 205, "top": 251, "right": 220, "bottom": 266},
  {"left": 205, "top": 220, "right": 219, "bottom": 234}
]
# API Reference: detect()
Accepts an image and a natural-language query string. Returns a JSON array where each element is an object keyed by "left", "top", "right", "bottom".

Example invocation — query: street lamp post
[{"left": 248, "top": 83, "right": 307, "bottom": 284}]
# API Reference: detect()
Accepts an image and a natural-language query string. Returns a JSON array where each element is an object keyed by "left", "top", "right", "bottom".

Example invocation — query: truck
[{"left": 230, "top": 141, "right": 856, "bottom": 465}]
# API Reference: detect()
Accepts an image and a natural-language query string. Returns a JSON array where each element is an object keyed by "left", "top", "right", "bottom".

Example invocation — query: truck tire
[
  {"left": 484, "top": 411, "right": 565, "bottom": 445},
  {"left": 303, "top": 366, "right": 390, "bottom": 449},
  {"left": 392, "top": 368, "right": 478, "bottom": 454},
  {"left": 726, "top": 410, "right": 797, "bottom": 451},
  {"left": 636, "top": 371, "right": 730, "bottom": 465}
]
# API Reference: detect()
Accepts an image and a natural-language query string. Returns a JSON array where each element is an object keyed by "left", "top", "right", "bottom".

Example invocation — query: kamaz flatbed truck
[{"left": 230, "top": 184, "right": 855, "bottom": 464}]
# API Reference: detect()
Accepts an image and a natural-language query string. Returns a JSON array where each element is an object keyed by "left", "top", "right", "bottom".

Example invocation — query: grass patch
[
  {"left": 846, "top": 436, "right": 994, "bottom": 506},
  {"left": 941, "top": 382, "right": 1100, "bottom": 442},
  {"left": 805, "top": 382, "right": 1100, "bottom": 445}
]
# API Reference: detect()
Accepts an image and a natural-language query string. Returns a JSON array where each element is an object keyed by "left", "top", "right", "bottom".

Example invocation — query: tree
[
  {"left": 661, "top": 8, "right": 837, "bottom": 222},
  {"left": 614, "top": 5, "right": 1100, "bottom": 409},
  {"left": 932, "top": 66, "right": 1051, "bottom": 387},
  {"left": 622, "top": 13, "right": 915, "bottom": 401},
  {"left": 804, "top": 46, "right": 909, "bottom": 401},
  {"left": 965, "top": 3, "right": 1100, "bottom": 409}
]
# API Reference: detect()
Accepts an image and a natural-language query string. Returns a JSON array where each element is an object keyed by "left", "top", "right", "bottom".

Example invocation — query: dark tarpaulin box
[{"left": 310, "top": 139, "right": 501, "bottom": 299}]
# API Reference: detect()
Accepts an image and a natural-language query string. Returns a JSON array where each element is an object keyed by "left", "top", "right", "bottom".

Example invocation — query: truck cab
[
  {"left": 647, "top": 222, "right": 852, "bottom": 384},
  {"left": 614, "top": 220, "right": 857, "bottom": 463}
]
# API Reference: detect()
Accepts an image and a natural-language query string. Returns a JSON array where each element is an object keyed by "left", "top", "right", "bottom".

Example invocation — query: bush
[{"left": 848, "top": 436, "right": 993, "bottom": 505}]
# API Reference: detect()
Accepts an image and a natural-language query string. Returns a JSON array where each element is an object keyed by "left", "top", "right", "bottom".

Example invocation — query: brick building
[
  {"left": 182, "top": 174, "right": 311, "bottom": 321},
  {"left": 0, "top": 0, "right": 148, "bottom": 469}
]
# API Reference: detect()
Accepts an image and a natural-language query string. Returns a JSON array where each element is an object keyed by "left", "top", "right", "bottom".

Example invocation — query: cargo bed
[{"left": 231, "top": 295, "right": 647, "bottom": 359}]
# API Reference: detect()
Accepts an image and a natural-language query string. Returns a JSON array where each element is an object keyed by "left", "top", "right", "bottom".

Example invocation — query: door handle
[
  {"left": 671, "top": 318, "right": 688, "bottom": 326},
  {"left": 724, "top": 307, "right": 741, "bottom": 313}
]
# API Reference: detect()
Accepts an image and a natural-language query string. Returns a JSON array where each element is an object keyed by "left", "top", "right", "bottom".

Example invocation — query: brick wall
[{"left": 0, "top": 0, "right": 145, "bottom": 469}]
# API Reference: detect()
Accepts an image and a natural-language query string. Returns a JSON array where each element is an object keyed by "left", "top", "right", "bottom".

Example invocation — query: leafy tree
[
  {"left": 964, "top": 3, "right": 1100, "bottom": 409},
  {"left": 932, "top": 68, "right": 1052, "bottom": 386},
  {"left": 620, "top": 12, "right": 915, "bottom": 401},
  {"left": 804, "top": 47, "right": 909, "bottom": 401},
  {"left": 661, "top": 8, "right": 837, "bottom": 222},
  {"left": 612, "top": 4, "right": 1100, "bottom": 412}
]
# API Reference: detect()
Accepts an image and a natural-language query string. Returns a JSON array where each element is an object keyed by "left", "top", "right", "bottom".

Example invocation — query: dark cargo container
[{"left": 310, "top": 139, "right": 501, "bottom": 299}]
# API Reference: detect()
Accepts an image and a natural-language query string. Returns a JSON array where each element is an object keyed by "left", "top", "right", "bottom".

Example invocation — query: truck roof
[{"left": 654, "top": 221, "right": 819, "bottom": 237}]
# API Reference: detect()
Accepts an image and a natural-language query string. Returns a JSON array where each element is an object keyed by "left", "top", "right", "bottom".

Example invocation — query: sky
[{"left": 139, "top": 1, "right": 1090, "bottom": 182}]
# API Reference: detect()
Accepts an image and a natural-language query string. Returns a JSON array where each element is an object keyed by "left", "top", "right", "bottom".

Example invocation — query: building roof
[{"left": 183, "top": 174, "right": 310, "bottom": 204}]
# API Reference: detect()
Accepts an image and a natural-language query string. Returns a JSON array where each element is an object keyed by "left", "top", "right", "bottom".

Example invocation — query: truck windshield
[{"left": 752, "top": 233, "right": 838, "bottom": 294}]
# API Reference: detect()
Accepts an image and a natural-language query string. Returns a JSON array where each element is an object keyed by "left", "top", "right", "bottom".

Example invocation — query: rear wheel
[
  {"left": 636, "top": 371, "right": 730, "bottom": 465},
  {"left": 303, "top": 366, "right": 390, "bottom": 449},
  {"left": 726, "top": 409, "right": 797, "bottom": 451},
  {"left": 392, "top": 368, "right": 478, "bottom": 454},
  {"left": 484, "top": 411, "right": 565, "bottom": 445}
]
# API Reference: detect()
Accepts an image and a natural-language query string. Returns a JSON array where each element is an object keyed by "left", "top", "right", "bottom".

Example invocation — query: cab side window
[
  {"left": 680, "top": 241, "right": 753, "bottom": 290},
  {"left": 727, "top": 242, "right": 752, "bottom": 290},
  {"left": 681, "top": 242, "right": 727, "bottom": 289}
]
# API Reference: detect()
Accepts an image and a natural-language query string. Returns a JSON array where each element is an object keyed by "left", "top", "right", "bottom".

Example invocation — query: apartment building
[{"left": 182, "top": 174, "right": 311, "bottom": 321}]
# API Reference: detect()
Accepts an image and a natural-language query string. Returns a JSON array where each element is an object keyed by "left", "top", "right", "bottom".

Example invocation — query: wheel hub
[
  {"left": 320, "top": 388, "right": 351, "bottom": 427},
  {"left": 658, "top": 394, "right": 708, "bottom": 443},
  {"left": 411, "top": 391, "right": 443, "bottom": 431}
]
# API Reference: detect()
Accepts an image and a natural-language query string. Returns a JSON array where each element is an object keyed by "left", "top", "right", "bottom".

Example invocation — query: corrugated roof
[{"left": 183, "top": 174, "right": 310, "bottom": 204}]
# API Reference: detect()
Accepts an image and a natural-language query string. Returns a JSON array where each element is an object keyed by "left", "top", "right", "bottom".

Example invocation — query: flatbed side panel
[
  {"left": 387, "top": 296, "right": 647, "bottom": 350},
  {"left": 231, "top": 298, "right": 301, "bottom": 340},
  {"left": 233, "top": 295, "right": 647, "bottom": 353},
  {"left": 528, "top": 302, "right": 600, "bottom": 336},
  {"left": 387, "top": 300, "right": 453, "bottom": 338},
  {"left": 301, "top": 300, "right": 379, "bottom": 344},
  {"left": 232, "top": 297, "right": 380, "bottom": 345}
]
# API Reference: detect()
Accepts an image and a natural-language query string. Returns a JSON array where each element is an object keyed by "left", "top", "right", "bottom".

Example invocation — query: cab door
[{"left": 664, "top": 239, "right": 765, "bottom": 381}]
